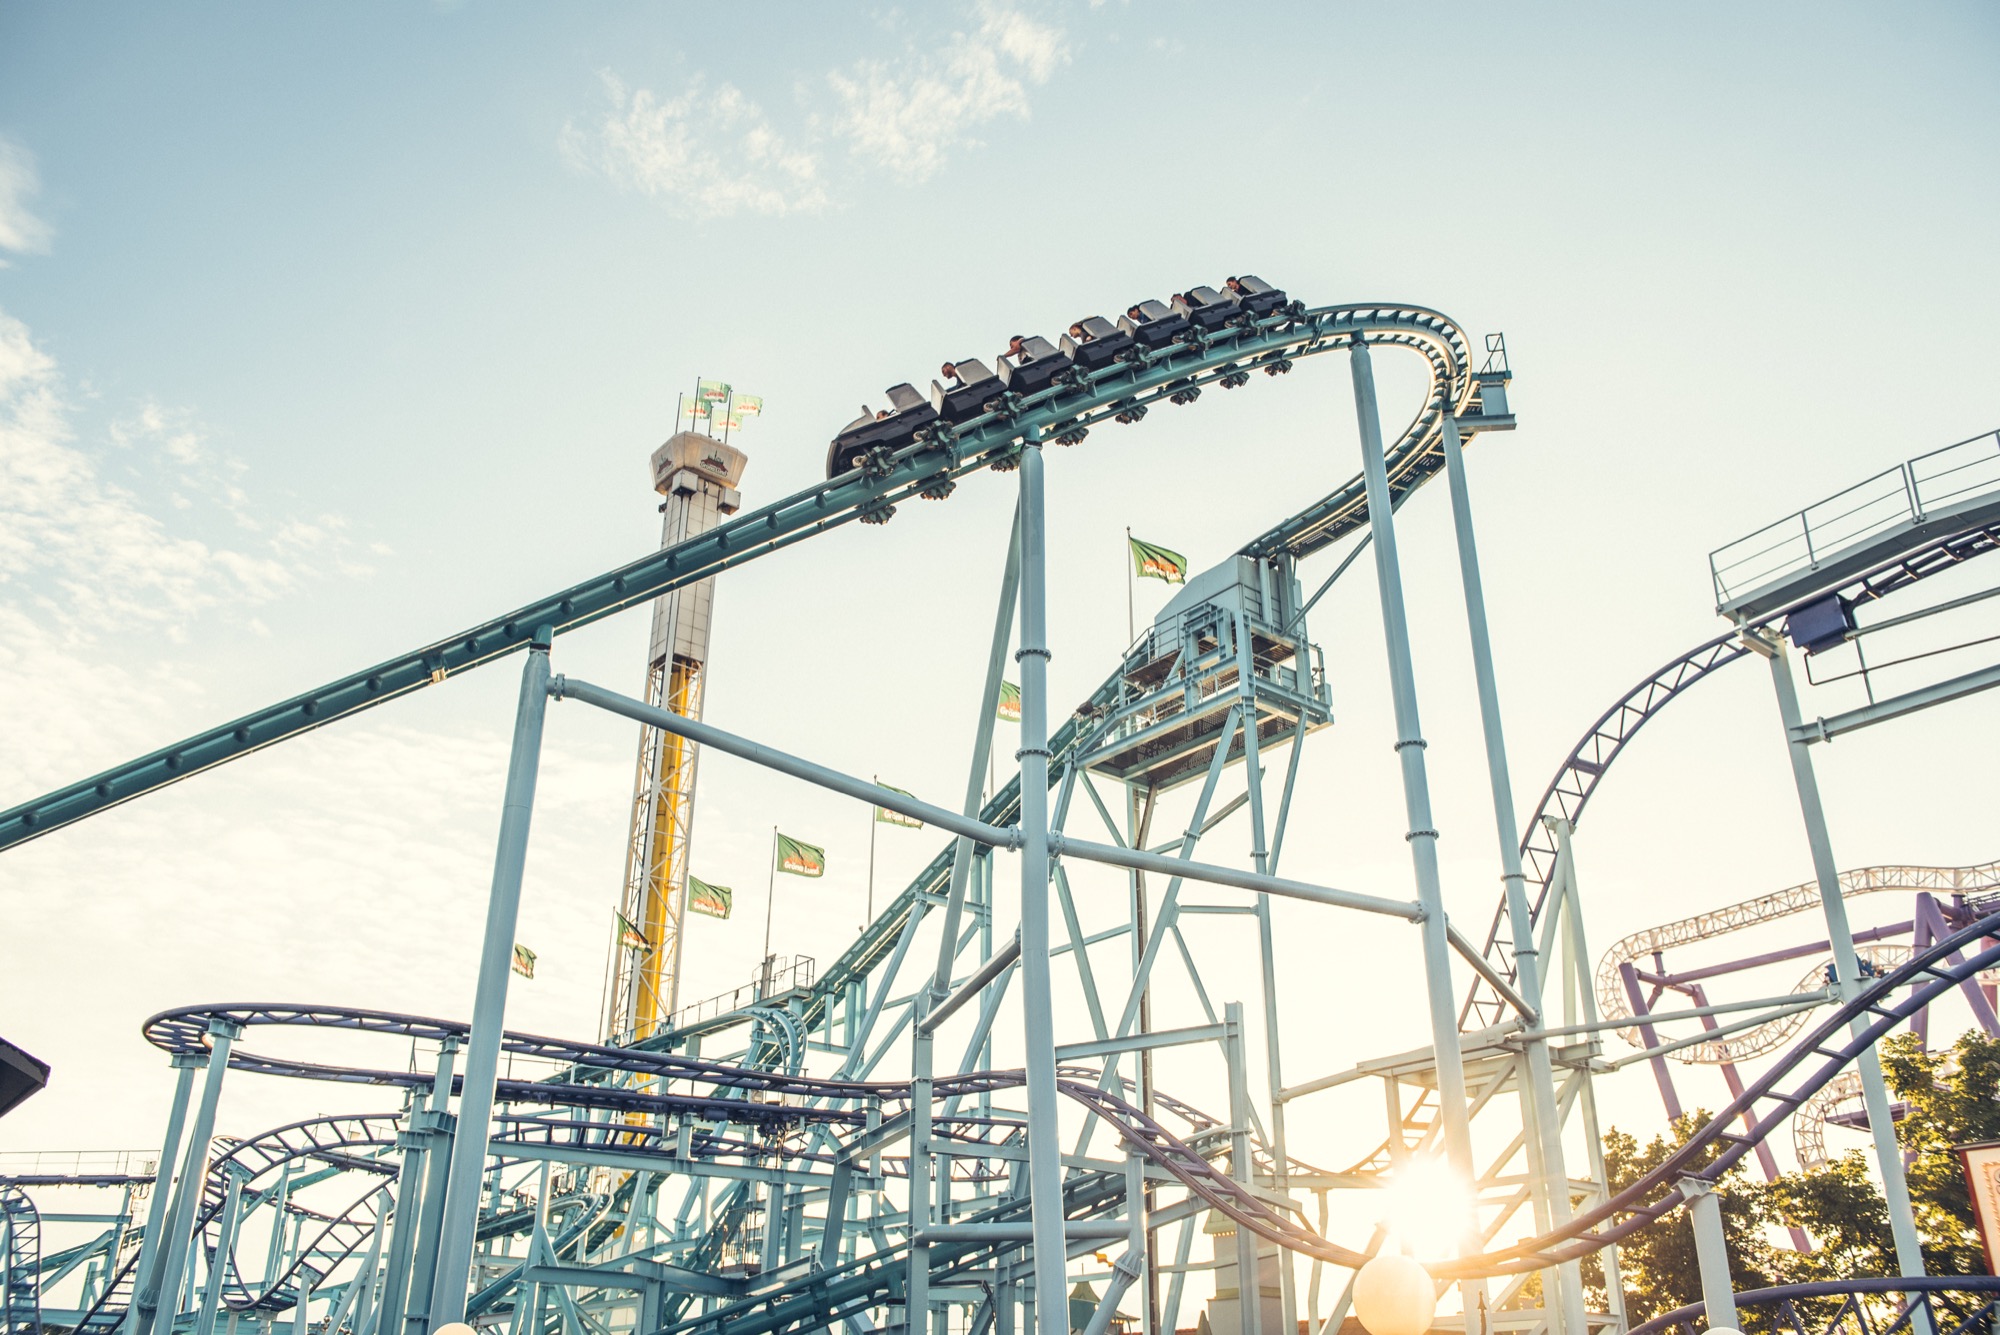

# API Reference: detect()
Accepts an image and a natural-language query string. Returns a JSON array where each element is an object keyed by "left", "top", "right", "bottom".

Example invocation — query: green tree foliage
[
  {"left": 1875, "top": 1028, "right": 2000, "bottom": 1273},
  {"left": 1754, "top": 1151, "right": 1893, "bottom": 1283},
  {"left": 1754, "top": 1030, "right": 1998, "bottom": 1277},
  {"left": 1589, "top": 1114, "right": 1776, "bottom": 1328},
  {"left": 1598, "top": 1030, "right": 2000, "bottom": 1321}
]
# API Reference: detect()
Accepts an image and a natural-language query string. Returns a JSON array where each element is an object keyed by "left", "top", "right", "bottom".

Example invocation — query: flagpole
[
  {"left": 761, "top": 824, "right": 777, "bottom": 998},
  {"left": 1125, "top": 525, "right": 1135, "bottom": 643},
  {"left": 866, "top": 777, "right": 878, "bottom": 932}
]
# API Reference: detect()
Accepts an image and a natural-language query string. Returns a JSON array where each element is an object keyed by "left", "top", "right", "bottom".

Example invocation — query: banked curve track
[{"left": 1461, "top": 507, "right": 2000, "bottom": 1032}]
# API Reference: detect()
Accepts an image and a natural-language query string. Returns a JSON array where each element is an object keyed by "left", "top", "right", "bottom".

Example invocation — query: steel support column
[
  {"left": 144, "top": 1017, "right": 242, "bottom": 1335},
  {"left": 1680, "top": 1179, "right": 1738, "bottom": 1332},
  {"left": 383, "top": 1040, "right": 455, "bottom": 1335},
  {"left": 427, "top": 632, "right": 554, "bottom": 1327},
  {"left": 1440, "top": 413, "right": 1584, "bottom": 1334},
  {"left": 1225, "top": 1002, "right": 1262, "bottom": 1335},
  {"left": 1348, "top": 337, "right": 1480, "bottom": 1308},
  {"left": 1760, "top": 634, "right": 1928, "bottom": 1292},
  {"left": 192, "top": 1167, "right": 247, "bottom": 1335},
  {"left": 124, "top": 1055, "right": 199, "bottom": 1335},
  {"left": 1016, "top": 440, "right": 1067, "bottom": 1334}
]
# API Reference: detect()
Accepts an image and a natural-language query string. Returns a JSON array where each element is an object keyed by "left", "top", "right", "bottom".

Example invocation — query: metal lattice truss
[{"left": 1593, "top": 863, "right": 2000, "bottom": 1057}]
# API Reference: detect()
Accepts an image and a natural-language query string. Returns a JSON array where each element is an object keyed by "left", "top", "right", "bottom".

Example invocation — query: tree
[
  {"left": 1597, "top": 1029, "right": 2000, "bottom": 1323},
  {"left": 1590, "top": 1114, "right": 1776, "bottom": 1328},
  {"left": 1752, "top": 1150, "right": 1893, "bottom": 1283},
  {"left": 1875, "top": 1028, "right": 2000, "bottom": 1274}
]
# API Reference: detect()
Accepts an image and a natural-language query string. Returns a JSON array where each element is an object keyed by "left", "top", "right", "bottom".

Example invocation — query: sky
[{"left": 2, "top": 0, "right": 1999, "bottom": 1285}]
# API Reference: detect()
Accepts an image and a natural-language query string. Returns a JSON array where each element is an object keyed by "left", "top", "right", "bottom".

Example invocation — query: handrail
[{"left": 1709, "top": 427, "right": 2000, "bottom": 608}]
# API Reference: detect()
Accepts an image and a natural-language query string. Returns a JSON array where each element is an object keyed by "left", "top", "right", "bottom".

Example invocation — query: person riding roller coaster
[{"left": 822, "top": 274, "right": 1288, "bottom": 479}]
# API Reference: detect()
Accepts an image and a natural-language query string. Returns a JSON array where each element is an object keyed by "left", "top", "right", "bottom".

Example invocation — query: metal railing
[
  {"left": 1108, "top": 603, "right": 1328, "bottom": 747},
  {"left": 0, "top": 1149, "right": 156, "bottom": 1179},
  {"left": 1709, "top": 429, "right": 2000, "bottom": 607},
  {"left": 666, "top": 955, "right": 817, "bottom": 1033}
]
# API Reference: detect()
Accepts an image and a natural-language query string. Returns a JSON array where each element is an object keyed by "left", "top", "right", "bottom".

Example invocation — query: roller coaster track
[
  {"left": 0, "top": 295, "right": 1493, "bottom": 853},
  {"left": 1461, "top": 511, "right": 2000, "bottom": 1034},
  {"left": 1593, "top": 863, "right": 2000, "bottom": 1060},
  {"left": 2, "top": 290, "right": 1498, "bottom": 1326},
  {"left": 19, "top": 281, "right": 1993, "bottom": 1314},
  {"left": 1037, "top": 912, "right": 2000, "bottom": 1282},
  {"left": 119, "top": 1007, "right": 1249, "bottom": 1335},
  {"left": 1429, "top": 909, "right": 2000, "bottom": 1278},
  {"left": 61, "top": 1114, "right": 401, "bottom": 1333},
  {"left": 1793, "top": 1070, "right": 1867, "bottom": 1170},
  {"left": 59, "top": 911, "right": 2000, "bottom": 1329},
  {"left": 651, "top": 1150, "right": 1149, "bottom": 1335},
  {"left": 1627, "top": 1276, "right": 2000, "bottom": 1335},
  {"left": 3, "top": 1184, "right": 41, "bottom": 1335},
  {"left": 464, "top": 1191, "right": 611, "bottom": 1320}
]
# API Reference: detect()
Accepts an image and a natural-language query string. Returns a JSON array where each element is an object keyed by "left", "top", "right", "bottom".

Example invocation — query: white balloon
[
  {"left": 432, "top": 1324, "right": 478, "bottom": 1335},
  {"left": 1708, "top": 1329, "right": 1745, "bottom": 1335},
  {"left": 1352, "top": 1253, "right": 1437, "bottom": 1335}
]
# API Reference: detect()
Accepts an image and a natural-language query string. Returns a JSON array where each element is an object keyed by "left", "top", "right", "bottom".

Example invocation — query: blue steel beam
[{"left": 0, "top": 301, "right": 1478, "bottom": 852}]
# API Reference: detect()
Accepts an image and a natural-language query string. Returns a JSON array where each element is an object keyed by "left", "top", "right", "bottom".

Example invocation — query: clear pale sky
[{"left": 2, "top": 0, "right": 1998, "bottom": 1260}]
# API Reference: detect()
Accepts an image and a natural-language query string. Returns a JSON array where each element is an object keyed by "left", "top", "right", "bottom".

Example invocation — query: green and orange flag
[
  {"left": 997, "top": 681, "right": 1021, "bottom": 723},
  {"left": 617, "top": 911, "right": 649, "bottom": 949},
  {"left": 511, "top": 944, "right": 537, "bottom": 979},
  {"left": 775, "top": 833, "right": 826, "bottom": 878},
  {"left": 734, "top": 394, "right": 764, "bottom": 417},
  {"left": 875, "top": 783, "right": 923, "bottom": 829},
  {"left": 688, "top": 876, "right": 733, "bottom": 919},
  {"left": 698, "top": 379, "right": 732, "bottom": 404},
  {"left": 1129, "top": 536, "right": 1187, "bottom": 585}
]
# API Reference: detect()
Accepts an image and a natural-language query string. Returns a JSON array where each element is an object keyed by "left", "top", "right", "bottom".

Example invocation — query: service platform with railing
[{"left": 1711, "top": 429, "right": 2000, "bottom": 618}]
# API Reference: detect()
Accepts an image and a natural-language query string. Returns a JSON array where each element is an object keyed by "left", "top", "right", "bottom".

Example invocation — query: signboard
[{"left": 1957, "top": 1140, "right": 2000, "bottom": 1274}]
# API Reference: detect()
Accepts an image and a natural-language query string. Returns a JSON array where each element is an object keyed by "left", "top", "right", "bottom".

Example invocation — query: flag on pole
[
  {"left": 997, "top": 681, "right": 1021, "bottom": 723},
  {"left": 698, "top": 379, "right": 732, "bottom": 404},
  {"left": 775, "top": 833, "right": 826, "bottom": 878},
  {"left": 688, "top": 875, "right": 733, "bottom": 919},
  {"left": 511, "top": 944, "right": 537, "bottom": 979},
  {"left": 875, "top": 783, "right": 923, "bottom": 829},
  {"left": 734, "top": 394, "right": 763, "bottom": 417},
  {"left": 616, "top": 911, "right": 649, "bottom": 949},
  {"left": 681, "top": 399, "right": 711, "bottom": 422},
  {"left": 1129, "top": 536, "right": 1188, "bottom": 585}
]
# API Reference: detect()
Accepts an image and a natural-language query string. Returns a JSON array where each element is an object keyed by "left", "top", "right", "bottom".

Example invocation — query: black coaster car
[
  {"left": 1117, "top": 299, "right": 1189, "bottom": 349},
  {"left": 997, "top": 335, "right": 1071, "bottom": 396},
  {"left": 930, "top": 358, "right": 1002, "bottom": 424},
  {"left": 1171, "top": 285, "right": 1238, "bottom": 332},
  {"left": 1225, "top": 274, "right": 1287, "bottom": 317},
  {"left": 825, "top": 383, "right": 939, "bottom": 478},
  {"left": 1060, "top": 316, "right": 1136, "bottom": 372}
]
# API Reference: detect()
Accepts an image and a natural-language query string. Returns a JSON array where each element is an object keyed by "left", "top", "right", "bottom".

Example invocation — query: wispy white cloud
[
  {"left": 0, "top": 305, "right": 629, "bottom": 1153},
  {"left": 560, "top": 72, "right": 829, "bottom": 217},
  {"left": 0, "top": 310, "right": 366, "bottom": 645},
  {"left": 828, "top": 1, "right": 1070, "bottom": 183},
  {"left": 0, "top": 138, "right": 52, "bottom": 260},
  {"left": 564, "top": 1, "right": 1070, "bottom": 214}
]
